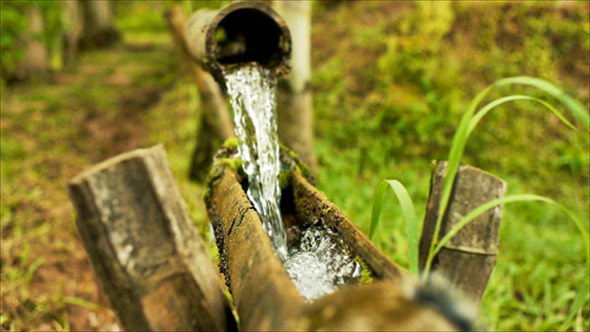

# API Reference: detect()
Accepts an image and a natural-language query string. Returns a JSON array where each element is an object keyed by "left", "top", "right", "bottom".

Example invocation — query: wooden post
[
  {"left": 419, "top": 161, "right": 507, "bottom": 304},
  {"left": 77, "top": 0, "right": 120, "bottom": 50},
  {"left": 272, "top": 1, "right": 318, "bottom": 176},
  {"left": 68, "top": 145, "right": 236, "bottom": 331},
  {"left": 164, "top": 6, "right": 235, "bottom": 183}
]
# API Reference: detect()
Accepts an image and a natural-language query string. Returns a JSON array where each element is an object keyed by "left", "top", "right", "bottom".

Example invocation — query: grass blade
[
  {"left": 495, "top": 76, "right": 589, "bottom": 129},
  {"left": 64, "top": 296, "right": 112, "bottom": 314},
  {"left": 561, "top": 281, "right": 590, "bottom": 331},
  {"left": 370, "top": 179, "right": 419, "bottom": 275},
  {"left": 468, "top": 95, "right": 576, "bottom": 134},
  {"left": 422, "top": 85, "right": 494, "bottom": 279},
  {"left": 369, "top": 181, "right": 389, "bottom": 240},
  {"left": 433, "top": 194, "right": 589, "bottom": 258}
]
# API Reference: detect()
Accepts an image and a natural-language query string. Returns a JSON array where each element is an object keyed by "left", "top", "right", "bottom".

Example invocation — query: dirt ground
[{"left": 1, "top": 34, "right": 184, "bottom": 331}]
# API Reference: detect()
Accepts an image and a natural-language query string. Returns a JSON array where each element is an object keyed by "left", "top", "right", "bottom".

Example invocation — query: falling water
[
  {"left": 284, "top": 226, "right": 363, "bottom": 301},
  {"left": 224, "top": 63, "right": 362, "bottom": 301},
  {"left": 225, "top": 64, "right": 288, "bottom": 260}
]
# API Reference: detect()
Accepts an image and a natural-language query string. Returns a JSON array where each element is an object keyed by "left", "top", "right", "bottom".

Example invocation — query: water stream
[
  {"left": 225, "top": 64, "right": 288, "bottom": 260},
  {"left": 224, "top": 64, "right": 361, "bottom": 301}
]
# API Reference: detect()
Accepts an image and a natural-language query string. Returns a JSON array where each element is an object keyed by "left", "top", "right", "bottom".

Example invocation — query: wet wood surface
[
  {"left": 205, "top": 164, "right": 305, "bottom": 331},
  {"left": 68, "top": 145, "right": 236, "bottom": 331}
]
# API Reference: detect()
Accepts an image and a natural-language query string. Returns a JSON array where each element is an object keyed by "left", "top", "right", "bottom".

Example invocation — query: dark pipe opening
[{"left": 215, "top": 9, "right": 284, "bottom": 67}]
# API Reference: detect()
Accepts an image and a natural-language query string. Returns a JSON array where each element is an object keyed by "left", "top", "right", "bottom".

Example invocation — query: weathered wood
[
  {"left": 419, "top": 161, "right": 507, "bottom": 304},
  {"left": 165, "top": 6, "right": 235, "bottom": 183},
  {"left": 68, "top": 145, "right": 236, "bottom": 331},
  {"left": 62, "top": 0, "right": 83, "bottom": 66},
  {"left": 273, "top": 1, "right": 318, "bottom": 176},
  {"left": 77, "top": 0, "right": 121, "bottom": 51},
  {"left": 289, "top": 281, "right": 461, "bottom": 331},
  {"left": 206, "top": 165, "right": 305, "bottom": 331}
]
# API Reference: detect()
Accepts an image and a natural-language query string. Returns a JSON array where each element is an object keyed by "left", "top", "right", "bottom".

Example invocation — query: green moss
[
  {"left": 222, "top": 137, "right": 239, "bottom": 149},
  {"left": 279, "top": 143, "right": 313, "bottom": 180},
  {"left": 356, "top": 257, "right": 375, "bottom": 284},
  {"left": 279, "top": 168, "right": 293, "bottom": 189},
  {"left": 295, "top": 162, "right": 312, "bottom": 179},
  {"left": 216, "top": 157, "right": 243, "bottom": 172},
  {"left": 203, "top": 157, "right": 244, "bottom": 203}
]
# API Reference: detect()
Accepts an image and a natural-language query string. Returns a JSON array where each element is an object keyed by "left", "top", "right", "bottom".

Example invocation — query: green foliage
[
  {"left": 422, "top": 76, "right": 589, "bottom": 278},
  {"left": 114, "top": 2, "right": 167, "bottom": 32},
  {"left": 370, "top": 180, "right": 418, "bottom": 275},
  {"left": 38, "top": 1, "right": 64, "bottom": 62},
  {"left": 0, "top": 30, "right": 186, "bottom": 330},
  {"left": 1, "top": 1, "right": 65, "bottom": 80},
  {"left": 0, "top": 2, "right": 28, "bottom": 77},
  {"left": 1, "top": 1, "right": 588, "bottom": 331},
  {"left": 313, "top": 2, "right": 588, "bottom": 330}
]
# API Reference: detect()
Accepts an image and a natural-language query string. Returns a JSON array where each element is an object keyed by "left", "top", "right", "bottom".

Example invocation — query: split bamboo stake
[
  {"left": 68, "top": 145, "right": 236, "bottom": 331},
  {"left": 419, "top": 161, "right": 506, "bottom": 304}
]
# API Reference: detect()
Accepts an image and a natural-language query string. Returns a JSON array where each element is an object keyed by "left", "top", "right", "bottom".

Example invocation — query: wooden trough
[{"left": 69, "top": 145, "right": 505, "bottom": 331}]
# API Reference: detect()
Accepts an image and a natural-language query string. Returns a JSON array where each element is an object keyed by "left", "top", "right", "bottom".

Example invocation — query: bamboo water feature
[{"left": 68, "top": 2, "right": 507, "bottom": 330}]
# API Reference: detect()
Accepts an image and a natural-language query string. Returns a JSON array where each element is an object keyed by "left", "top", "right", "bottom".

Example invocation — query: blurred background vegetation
[{"left": 1, "top": 1, "right": 588, "bottom": 331}]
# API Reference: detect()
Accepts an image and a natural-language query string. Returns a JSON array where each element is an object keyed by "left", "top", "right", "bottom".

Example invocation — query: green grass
[
  {"left": 312, "top": 2, "right": 589, "bottom": 331},
  {"left": 0, "top": 27, "right": 209, "bottom": 330}
]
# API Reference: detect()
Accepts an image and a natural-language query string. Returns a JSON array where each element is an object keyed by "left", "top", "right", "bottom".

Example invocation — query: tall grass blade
[
  {"left": 561, "top": 281, "right": 590, "bottom": 331},
  {"left": 433, "top": 195, "right": 589, "bottom": 258},
  {"left": 468, "top": 95, "right": 576, "bottom": 134},
  {"left": 65, "top": 296, "right": 112, "bottom": 314},
  {"left": 495, "top": 76, "right": 589, "bottom": 128},
  {"left": 24, "top": 258, "right": 44, "bottom": 284},
  {"left": 370, "top": 179, "right": 419, "bottom": 275},
  {"left": 369, "top": 181, "right": 389, "bottom": 241},
  {"left": 422, "top": 85, "right": 493, "bottom": 279}
]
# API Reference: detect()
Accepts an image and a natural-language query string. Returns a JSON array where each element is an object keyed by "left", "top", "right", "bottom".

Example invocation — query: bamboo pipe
[{"left": 184, "top": 1, "right": 291, "bottom": 83}]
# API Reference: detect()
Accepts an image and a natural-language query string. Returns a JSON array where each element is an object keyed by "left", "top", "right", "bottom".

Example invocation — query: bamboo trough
[{"left": 69, "top": 144, "right": 506, "bottom": 331}]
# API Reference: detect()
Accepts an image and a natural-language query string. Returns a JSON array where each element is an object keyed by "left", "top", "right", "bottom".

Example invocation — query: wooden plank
[
  {"left": 206, "top": 165, "right": 305, "bottom": 331},
  {"left": 68, "top": 145, "right": 236, "bottom": 331},
  {"left": 419, "top": 161, "right": 507, "bottom": 304}
]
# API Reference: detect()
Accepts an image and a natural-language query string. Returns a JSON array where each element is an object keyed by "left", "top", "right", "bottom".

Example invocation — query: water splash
[
  {"left": 225, "top": 64, "right": 288, "bottom": 260},
  {"left": 284, "top": 225, "right": 363, "bottom": 301}
]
